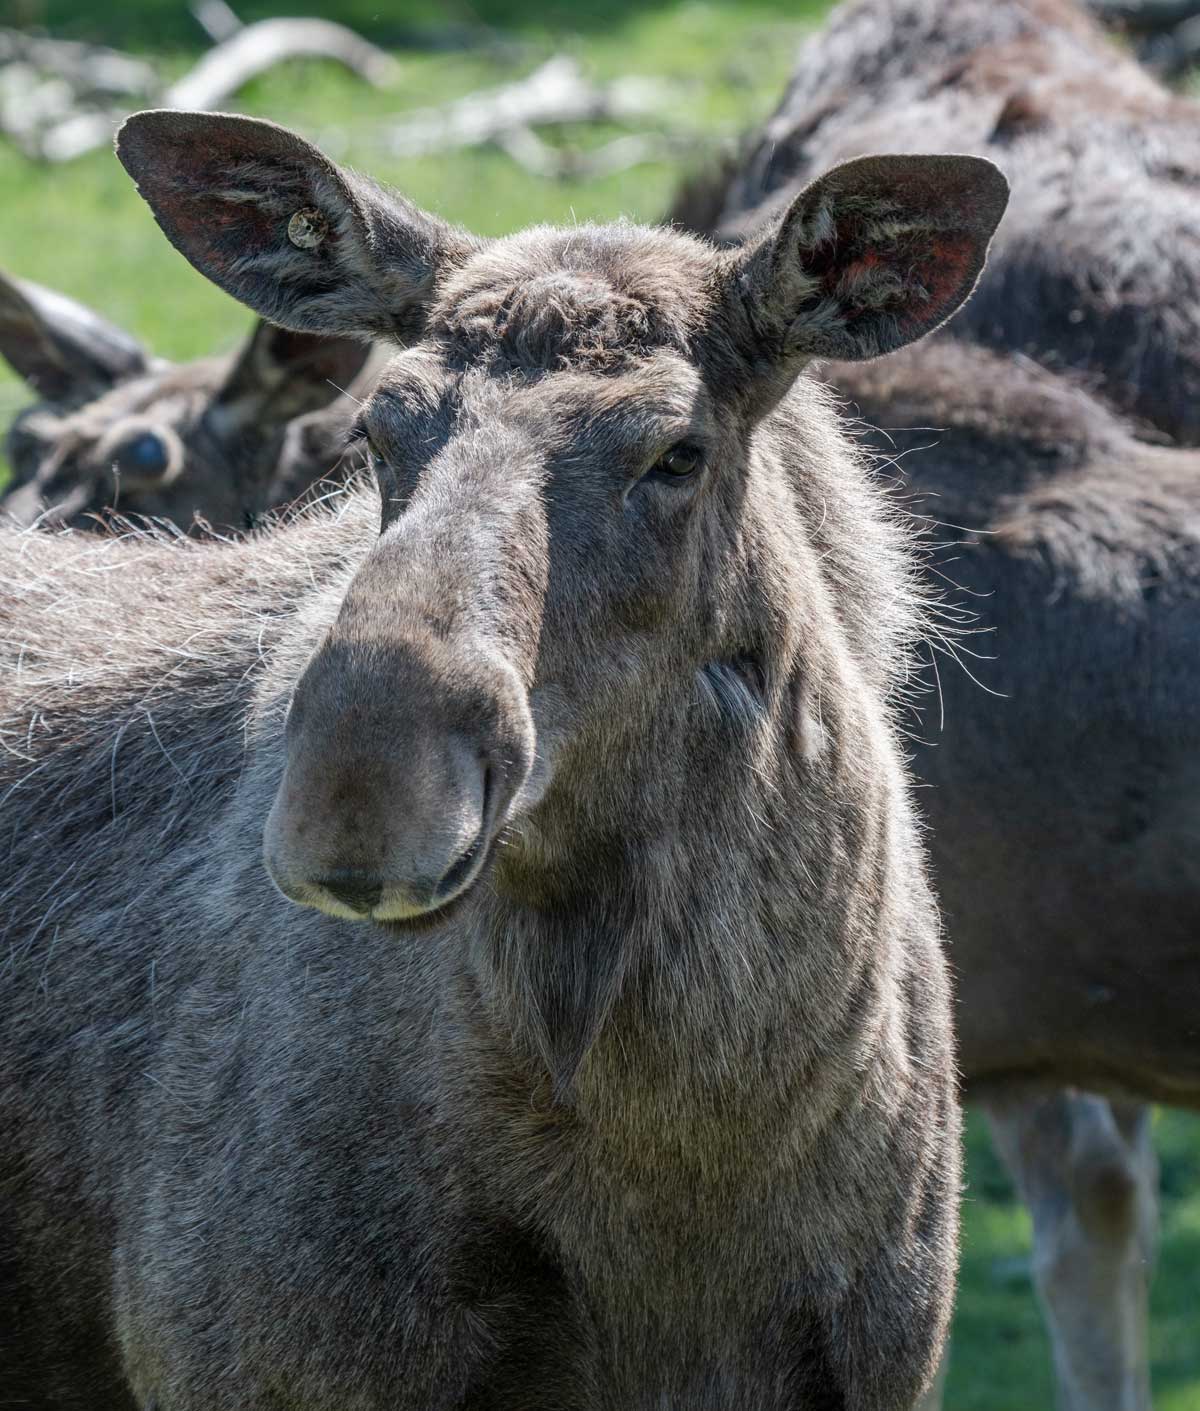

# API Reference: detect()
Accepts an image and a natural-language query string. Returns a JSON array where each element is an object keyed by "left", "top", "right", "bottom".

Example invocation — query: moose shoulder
[{"left": 0, "top": 110, "right": 1006, "bottom": 1411}]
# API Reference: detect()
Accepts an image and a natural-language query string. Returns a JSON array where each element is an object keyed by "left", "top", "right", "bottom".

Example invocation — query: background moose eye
[
  {"left": 113, "top": 431, "right": 170, "bottom": 478},
  {"left": 648, "top": 443, "right": 702, "bottom": 481}
]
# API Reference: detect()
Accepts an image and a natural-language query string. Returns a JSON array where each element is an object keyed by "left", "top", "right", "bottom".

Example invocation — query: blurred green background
[{"left": 1, "top": 1, "right": 1197, "bottom": 1404}]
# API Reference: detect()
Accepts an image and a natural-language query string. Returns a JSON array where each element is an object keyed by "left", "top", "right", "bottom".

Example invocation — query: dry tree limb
[
  {"left": 4, "top": 28, "right": 678, "bottom": 174},
  {"left": 0, "top": 25, "right": 155, "bottom": 160},
  {"left": 0, "top": 28, "right": 157, "bottom": 97},
  {"left": 495, "top": 125, "right": 684, "bottom": 181},
  {"left": 3, "top": 16, "right": 400, "bottom": 162},
  {"left": 190, "top": 0, "right": 245, "bottom": 45},
  {"left": 18, "top": 109, "right": 118, "bottom": 163},
  {"left": 164, "top": 18, "right": 400, "bottom": 109},
  {"left": 377, "top": 55, "right": 670, "bottom": 159}
]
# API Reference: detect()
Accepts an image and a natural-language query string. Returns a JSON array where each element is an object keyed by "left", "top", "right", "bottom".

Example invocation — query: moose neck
[{"left": 468, "top": 661, "right": 918, "bottom": 1139}]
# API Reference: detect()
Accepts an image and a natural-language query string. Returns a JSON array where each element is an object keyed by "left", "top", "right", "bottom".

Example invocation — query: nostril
[
  {"left": 431, "top": 763, "right": 494, "bottom": 905},
  {"left": 431, "top": 827, "right": 483, "bottom": 905},
  {"left": 319, "top": 873, "right": 384, "bottom": 914}
]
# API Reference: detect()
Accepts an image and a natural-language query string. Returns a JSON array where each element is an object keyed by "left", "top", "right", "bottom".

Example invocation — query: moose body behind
[
  {"left": 0, "top": 111, "right": 1008, "bottom": 1409},
  {"left": 668, "top": 7, "right": 1200, "bottom": 1403},
  {"left": 833, "top": 336, "right": 1200, "bottom": 1411},
  {"left": 689, "top": 0, "right": 1200, "bottom": 445},
  {"left": 833, "top": 337, "right": 1200, "bottom": 1104}
]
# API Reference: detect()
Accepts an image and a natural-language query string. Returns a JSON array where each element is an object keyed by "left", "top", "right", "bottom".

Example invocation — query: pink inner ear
[
  {"left": 156, "top": 191, "right": 278, "bottom": 280},
  {"left": 827, "top": 229, "right": 975, "bottom": 335},
  {"left": 900, "top": 232, "right": 975, "bottom": 335},
  {"left": 140, "top": 132, "right": 334, "bottom": 285}
]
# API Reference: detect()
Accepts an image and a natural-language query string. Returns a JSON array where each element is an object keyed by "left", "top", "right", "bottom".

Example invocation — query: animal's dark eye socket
[
  {"left": 649, "top": 443, "right": 703, "bottom": 481},
  {"left": 349, "top": 426, "right": 379, "bottom": 463},
  {"left": 114, "top": 431, "right": 169, "bottom": 477}
]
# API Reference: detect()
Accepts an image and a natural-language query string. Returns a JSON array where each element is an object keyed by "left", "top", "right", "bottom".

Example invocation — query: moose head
[
  {"left": 117, "top": 110, "right": 1006, "bottom": 927},
  {"left": 0, "top": 268, "right": 371, "bottom": 528}
]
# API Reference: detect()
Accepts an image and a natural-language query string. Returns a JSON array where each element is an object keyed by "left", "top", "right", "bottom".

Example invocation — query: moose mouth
[
  {"left": 264, "top": 761, "right": 506, "bottom": 931},
  {"left": 378, "top": 835, "right": 490, "bottom": 935}
]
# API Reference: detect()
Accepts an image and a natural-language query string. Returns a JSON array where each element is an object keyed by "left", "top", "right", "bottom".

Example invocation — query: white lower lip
[
  {"left": 304, "top": 890, "right": 374, "bottom": 922},
  {"left": 370, "top": 895, "right": 448, "bottom": 922}
]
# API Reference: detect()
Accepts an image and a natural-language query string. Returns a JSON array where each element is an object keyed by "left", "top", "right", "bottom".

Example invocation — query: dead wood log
[
  {"left": 495, "top": 125, "right": 685, "bottom": 180},
  {"left": 2, "top": 17, "right": 399, "bottom": 162},
  {"left": 376, "top": 55, "right": 670, "bottom": 159},
  {"left": 0, "top": 29, "right": 156, "bottom": 96},
  {"left": 164, "top": 17, "right": 399, "bottom": 109}
]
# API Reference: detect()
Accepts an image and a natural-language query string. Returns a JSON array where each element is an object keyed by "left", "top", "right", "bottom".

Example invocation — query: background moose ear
[
  {"left": 0, "top": 270, "right": 150, "bottom": 400},
  {"left": 215, "top": 320, "right": 374, "bottom": 428},
  {"left": 116, "top": 110, "right": 481, "bottom": 341},
  {"left": 728, "top": 154, "right": 1008, "bottom": 365}
]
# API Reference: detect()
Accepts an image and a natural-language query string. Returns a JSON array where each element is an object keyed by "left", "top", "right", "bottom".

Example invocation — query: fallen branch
[
  {"left": 190, "top": 0, "right": 244, "bottom": 44},
  {"left": 0, "top": 29, "right": 156, "bottom": 96},
  {"left": 495, "top": 125, "right": 685, "bottom": 181},
  {"left": 2, "top": 16, "right": 398, "bottom": 162},
  {"left": 166, "top": 18, "right": 399, "bottom": 109},
  {"left": 377, "top": 55, "right": 670, "bottom": 159}
]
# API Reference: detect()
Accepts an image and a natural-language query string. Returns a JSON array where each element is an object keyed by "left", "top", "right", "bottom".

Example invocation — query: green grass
[{"left": 1, "top": 1, "right": 1198, "bottom": 1404}]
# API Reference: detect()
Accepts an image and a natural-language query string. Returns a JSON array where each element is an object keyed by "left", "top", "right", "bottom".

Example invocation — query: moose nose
[
  {"left": 114, "top": 430, "right": 170, "bottom": 478},
  {"left": 263, "top": 631, "right": 536, "bottom": 927}
]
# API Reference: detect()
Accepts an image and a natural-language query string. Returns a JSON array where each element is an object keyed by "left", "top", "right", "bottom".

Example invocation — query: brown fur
[{"left": 671, "top": 0, "right": 1200, "bottom": 445}]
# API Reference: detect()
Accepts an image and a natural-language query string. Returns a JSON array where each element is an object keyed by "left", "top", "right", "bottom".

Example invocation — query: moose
[
  {"left": 0, "top": 111, "right": 1007, "bottom": 1409},
  {"left": 0, "top": 267, "right": 372, "bottom": 529},
  {"left": 667, "top": 0, "right": 1200, "bottom": 1404},
  {"left": 835, "top": 338, "right": 1198, "bottom": 1410}
]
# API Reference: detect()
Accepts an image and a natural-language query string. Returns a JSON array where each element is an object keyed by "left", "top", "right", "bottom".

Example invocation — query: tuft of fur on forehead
[{"left": 429, "top": 223, "right": 715, "bottom": 372}]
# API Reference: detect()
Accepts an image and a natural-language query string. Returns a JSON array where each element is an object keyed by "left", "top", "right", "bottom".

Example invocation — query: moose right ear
[
  {"left": 116, "top": 110, "right": 481, "bottom": 342},
  {"left": 723, "top": 153, "right": 1008, "bottom": 369},
  {"left": 0, "top": 271, "right": 149, "bottom": 400}
]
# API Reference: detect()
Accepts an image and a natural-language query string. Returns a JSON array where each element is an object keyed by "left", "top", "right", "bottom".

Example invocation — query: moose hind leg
[{"left": 984, "top": 1092, "right": 1157, "bottom": 1411}]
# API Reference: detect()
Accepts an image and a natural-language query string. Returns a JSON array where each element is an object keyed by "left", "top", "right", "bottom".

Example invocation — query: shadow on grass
[{"left": 14, "top": 0, "right": 828, "bottom": 51}]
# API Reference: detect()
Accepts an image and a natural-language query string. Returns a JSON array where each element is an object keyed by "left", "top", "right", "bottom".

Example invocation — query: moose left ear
[
  {"left": 116, "top": 110, "right": 480, "bottom": 341},
  {"left": 728, "top": 154, "right": 1008, "bottom": 365}
]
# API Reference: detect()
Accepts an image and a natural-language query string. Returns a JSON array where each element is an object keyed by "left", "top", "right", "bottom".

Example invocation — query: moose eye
[
  {"left": 349, "top": 426, "right": 382, "bottom": 465},
  {"left": 114, "top": 431, "right": 169, "bottom": 477},
  {"left": 648, "top": 442, "right": 703, "bottom": 482}
]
